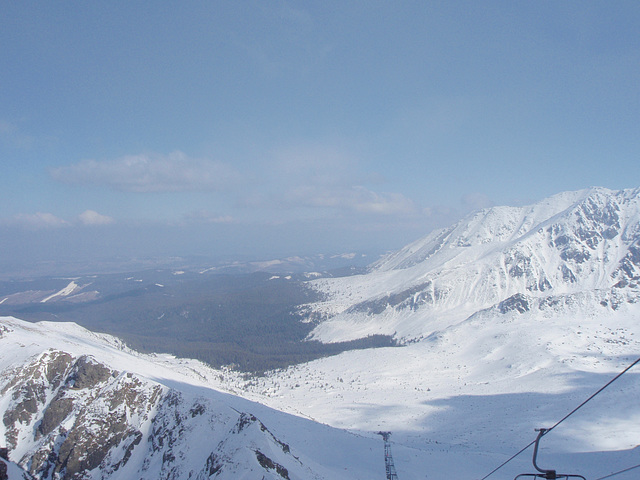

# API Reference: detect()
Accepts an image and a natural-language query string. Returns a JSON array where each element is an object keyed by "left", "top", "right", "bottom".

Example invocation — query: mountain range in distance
[
  {"left": 0, "top": 249, "right": 375, "bottom": 282},
  {"left": 1, "top": 186, "right": 640, "bottom": 479}
]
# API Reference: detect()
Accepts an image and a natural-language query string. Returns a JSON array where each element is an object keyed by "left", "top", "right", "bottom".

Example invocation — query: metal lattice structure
[{"left": 377, "top": 431, "right": 399, "bottom": 480}]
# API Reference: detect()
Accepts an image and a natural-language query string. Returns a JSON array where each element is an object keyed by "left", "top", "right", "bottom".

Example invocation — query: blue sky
[{"left": 1, "top": 1, "right": 639, "bottom": 274}]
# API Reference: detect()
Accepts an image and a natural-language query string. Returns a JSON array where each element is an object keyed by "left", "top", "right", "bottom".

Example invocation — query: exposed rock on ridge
[
  {"left": 307, "top": 187, "right": 640, "bottom": 343},
  {"left": 0, "top": 345, "right": 311, "bottom": 480}
]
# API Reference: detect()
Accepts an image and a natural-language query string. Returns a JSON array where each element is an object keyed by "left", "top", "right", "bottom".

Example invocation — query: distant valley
[{"left": 0, "top": 255, "right": 391, "bottom": 373}]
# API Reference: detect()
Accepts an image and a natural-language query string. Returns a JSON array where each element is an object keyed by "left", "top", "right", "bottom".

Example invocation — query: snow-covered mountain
[
  {"left": 306, "top": 187, "right": 640, "bottom": 343},
  {"left": 235, "top": 187, "right": 640, "bottom": 479},
  {"left": 0, "top": 318, "right": 385, "bottom": 480},
  {"left": 2, "top": 186, "right": 640, "bottom": 480}
]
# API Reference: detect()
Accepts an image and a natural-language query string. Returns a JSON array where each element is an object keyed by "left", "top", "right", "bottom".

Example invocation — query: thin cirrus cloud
[
  {"left": 286, "top": 185, "right": 418, "bottom": 216},
  {"left": 9, "top": 212, "right": 69, "bottom": 229},
  {"left": 269, "top": 143, "right": 417, "bottom": 216},
  {"left": 5, "top": 210, "right": 116, "bottom": 229},
  {"left": 50, "top": 151, "right": 240, "bottom": 193}
]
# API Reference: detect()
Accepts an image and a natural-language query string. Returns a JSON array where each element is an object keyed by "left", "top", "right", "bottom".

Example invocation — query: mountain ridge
[
  {"left": 306, "top": 186, "right": 640, "bottom": 343},
  {"left": 0, "top": 317, "right": 383, "bottom": 480}
]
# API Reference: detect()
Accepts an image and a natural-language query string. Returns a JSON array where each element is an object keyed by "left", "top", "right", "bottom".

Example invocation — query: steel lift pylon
[{"left": 377, "top": 431, "right": 399, "bottom": 480}]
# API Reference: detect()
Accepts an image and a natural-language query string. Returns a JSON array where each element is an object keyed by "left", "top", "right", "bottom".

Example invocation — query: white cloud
[
  {"left": 287, "top": 185, "right": 417, "bottom": 216},
  {"left": 78, "top": 210, "right": 115, "bottom": 226},
  {"left": 9, "top": 212, "right": 69, "bottom": 229},
  {"left": 51, "top": 151, "right": 239, "bottom": 193},
  {"left": 265, "top": 143, "right": 419, "bottom": 216},
  {"left": 353, "top": 190, "right": 417, "bottom": 215}
]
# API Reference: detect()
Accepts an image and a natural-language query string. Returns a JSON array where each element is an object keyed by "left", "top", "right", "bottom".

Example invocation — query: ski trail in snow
[{"left": 40, "top": 281, "right": 79, "bottom": 303}]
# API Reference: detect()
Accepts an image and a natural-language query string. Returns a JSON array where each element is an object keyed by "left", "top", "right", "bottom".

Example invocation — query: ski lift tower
[{"left": 377, "top": 431, "right": 399, "bottom": 480}]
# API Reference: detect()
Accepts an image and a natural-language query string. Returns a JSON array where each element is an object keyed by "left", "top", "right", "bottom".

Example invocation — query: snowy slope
[
  {"left": 231, "top": 187, "right": 640, "bottom": 479},
  {"left": 2, "top": 306, "right": 640, "bottom": 479},
  {"left": 7, "top": 314, "right": 638, "bottom": 480},
  {"left": 39, "top": 281, "right": 82, "bottom": 303},
  {"left": 306, "top": 187, "right": 640, "bottom": 343},
  {"left": 237, "top": 289, "right": 640, "bottom": 479},
  {"left": 0, "top": 317, "right": 387, "bottom": 480}
]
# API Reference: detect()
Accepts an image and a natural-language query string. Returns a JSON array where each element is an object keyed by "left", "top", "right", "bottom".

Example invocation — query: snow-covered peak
[
  {"left": 307, "top": 187, "right": 640, "bottom": 343},
  {"left": 373, "top": 187, "right": 637, "bottom": 272}
]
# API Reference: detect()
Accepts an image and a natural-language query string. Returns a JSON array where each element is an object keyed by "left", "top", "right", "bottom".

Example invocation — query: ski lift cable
[
  {"left": 478, "top": 439, "right": 538, "bottom": 480},
  {"left": 543, "top": 355, "right": 640, "bottom": 436},
  {"left": 477, "top": 355, "right": 640, "bottom": 480},
  {"left": 593, "top": 463, "right": 640, "bottom": 480}
]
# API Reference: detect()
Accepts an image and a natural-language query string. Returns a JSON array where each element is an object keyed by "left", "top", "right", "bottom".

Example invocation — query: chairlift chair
[{"left": 514, "top": 429, "right": 586, "bottom": 480}]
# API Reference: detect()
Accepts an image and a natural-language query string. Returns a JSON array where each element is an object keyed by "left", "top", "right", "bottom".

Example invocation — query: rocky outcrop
[
  {"left": 1, "top": 348, "right": 309, "bottom": 480},
  {"left": 0, "top": 351, "right": 160, "bottom": 479}
]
